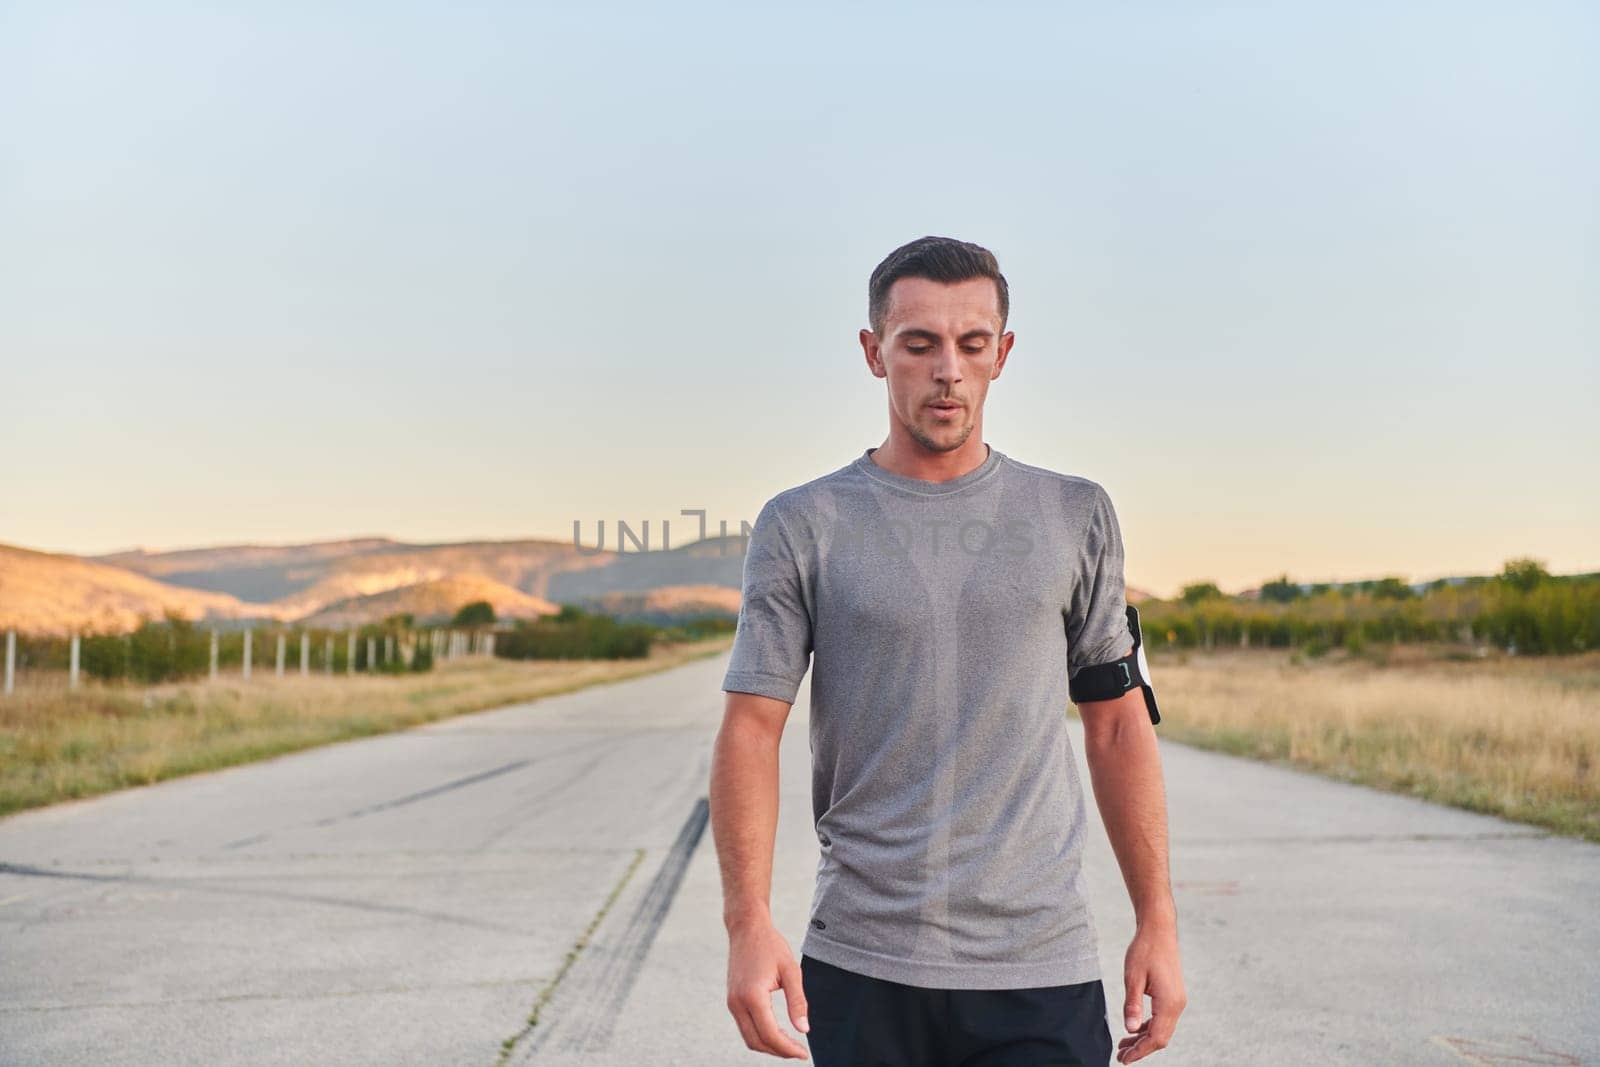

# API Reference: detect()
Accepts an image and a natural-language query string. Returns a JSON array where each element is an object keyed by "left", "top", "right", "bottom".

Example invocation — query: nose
[{"left": 933, "top": 345, "right": 963, "bottom": 387}]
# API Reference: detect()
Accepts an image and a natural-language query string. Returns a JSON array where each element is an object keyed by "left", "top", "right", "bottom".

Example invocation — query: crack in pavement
[
  {"left": 524, "top": 796, "right": 712, "bottom": 1059},
  {"left": 495, "top": 846, "right": 648, "bottom": 1066}
]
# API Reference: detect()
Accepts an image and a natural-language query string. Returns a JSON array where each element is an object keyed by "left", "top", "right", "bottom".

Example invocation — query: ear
[
  {"left": 992, "top": 330, "right": 1015, "bottom": 377},
  {"left": 861, "top": 328, "right": 886, "bottom": 379}
]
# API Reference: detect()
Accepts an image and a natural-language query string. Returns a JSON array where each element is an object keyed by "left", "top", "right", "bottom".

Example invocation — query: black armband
[{"left": 1068, "top": 604, "right": 1161, "bottom": 725}]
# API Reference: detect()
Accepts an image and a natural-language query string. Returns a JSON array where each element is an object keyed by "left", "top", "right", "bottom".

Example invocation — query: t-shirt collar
[{"left": 853, "top": 443, "right": 1002, "bottom": 496}]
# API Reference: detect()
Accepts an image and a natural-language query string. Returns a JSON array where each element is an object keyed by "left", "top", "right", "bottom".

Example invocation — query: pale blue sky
[{"left": 2, "top": 2, "right": 1595, "bottom": 597}]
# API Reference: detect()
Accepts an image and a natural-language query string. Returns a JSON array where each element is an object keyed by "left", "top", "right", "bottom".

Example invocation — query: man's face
[{"left": 860, "top": 275, "right": 1014, "bottom": 454}]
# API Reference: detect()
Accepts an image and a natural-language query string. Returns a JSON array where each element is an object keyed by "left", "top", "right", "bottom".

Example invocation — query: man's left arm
[{"left": 1079, "top": 679, "right": 1187, "bottom": 1064}]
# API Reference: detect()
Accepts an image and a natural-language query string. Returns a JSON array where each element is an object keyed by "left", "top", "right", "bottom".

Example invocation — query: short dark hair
[{"left": 867, "top": 236, "right": 1010, "bottom": 336}]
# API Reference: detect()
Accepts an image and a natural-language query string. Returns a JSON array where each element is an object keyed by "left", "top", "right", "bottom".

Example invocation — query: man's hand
[
  {"left": 725, "top": 917, "right": 811, "bottom": 1060},
  {"left": 1117, "top": 921, "right": 1186, "bottom": 1063}
]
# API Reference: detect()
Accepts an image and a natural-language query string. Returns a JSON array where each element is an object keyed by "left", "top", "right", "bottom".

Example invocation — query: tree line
[
  {"left": 1145, "top": 558, "right": 1597, "bottom": 656},
  {"left": 5, "top": 600, "right": 741, "bottom": 685}
]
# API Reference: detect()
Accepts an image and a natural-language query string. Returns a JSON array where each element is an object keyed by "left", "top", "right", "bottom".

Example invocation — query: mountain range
[
  {"left": 0, "top": 533, "right": 1156, "bottom": 635},
  {"left": 0, "top": 535, "right": 749, "bottom": 634}
]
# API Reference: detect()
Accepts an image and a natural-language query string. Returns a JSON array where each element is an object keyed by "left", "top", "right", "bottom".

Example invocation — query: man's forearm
[
  {"left": 709, "top": 714, "right": 784, "bottom": 932},
  {"left": 1082, "top": 695, "right": 1176, "bottom": 929}
]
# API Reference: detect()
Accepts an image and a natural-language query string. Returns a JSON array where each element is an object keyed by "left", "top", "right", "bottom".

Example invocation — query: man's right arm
[
  {"left": 712, "top": 690, "right": 791, "bottom": 932},
  {"left": 710, "top": 690, "right": 811, "bottom": 1060},
  {"left": 713, "top": 495, "right": 814, "bottom": 1059}
]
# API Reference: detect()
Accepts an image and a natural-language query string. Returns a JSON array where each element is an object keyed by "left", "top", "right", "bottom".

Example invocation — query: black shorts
[{"left": 800, "top": 954, "right": 1113, "bottom": 1067}]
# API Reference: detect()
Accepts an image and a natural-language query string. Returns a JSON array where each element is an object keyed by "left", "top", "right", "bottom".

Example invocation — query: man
[{"left": 709, "top": 236, "right": 1186, "bottom": 1066}]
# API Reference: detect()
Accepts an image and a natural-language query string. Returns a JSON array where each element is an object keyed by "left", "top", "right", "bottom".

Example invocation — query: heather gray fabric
[{"left": 721, "top": 443, "right": 1136, "bottom": 990}]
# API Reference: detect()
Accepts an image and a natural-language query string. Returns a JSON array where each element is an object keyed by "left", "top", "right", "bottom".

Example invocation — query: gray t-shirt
[{"left": 721, "top": 443, "right": 1135, "bottom": 990}]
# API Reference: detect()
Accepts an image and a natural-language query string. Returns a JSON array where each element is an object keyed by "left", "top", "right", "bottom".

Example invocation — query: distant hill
[
  {"left": 96, "top": 538, "right": 399, "bottom": 604},
  {"left": 77, "top": 535, "right": 739, "bottom": 629},
  {"left": 2, "top": 531, "right": 1158, "bottom": 634},
  {"left": 547, "top": 531, "right": 749, "bottom": 601},
  {"left": 96, "top": 538, "right": 611, "bottom": 615},
  {"left": 300, "top": 575, "right": 560, "bottom": 627},
  {"left": 574, "top": 584, "right": 742, "bottom": 625},
  {"left": 0, "top": 543, "right": 277, "bottom": 634}
]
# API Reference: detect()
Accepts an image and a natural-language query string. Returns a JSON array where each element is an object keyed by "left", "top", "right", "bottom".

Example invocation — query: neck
[{"left": 870, "top": 425, "right": 990, "bottom": 483}]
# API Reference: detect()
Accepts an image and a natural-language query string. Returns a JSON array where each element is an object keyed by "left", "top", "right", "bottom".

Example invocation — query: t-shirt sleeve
[
  {"left": 1066, "top": 484, "right": 1135, "bottom": 677},
  {"left": 721, "top": 497, "right": 814, "bottom": 704}
]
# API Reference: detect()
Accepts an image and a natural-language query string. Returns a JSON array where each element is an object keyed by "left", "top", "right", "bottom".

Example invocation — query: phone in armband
[{"left": 1068, "top": 604, "right": 1161, "bottom": 725}]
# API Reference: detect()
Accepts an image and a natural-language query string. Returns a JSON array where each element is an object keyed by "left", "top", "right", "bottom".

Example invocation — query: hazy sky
[{"left": 3, "top": 2, "right": 1595, "bottom": 598}]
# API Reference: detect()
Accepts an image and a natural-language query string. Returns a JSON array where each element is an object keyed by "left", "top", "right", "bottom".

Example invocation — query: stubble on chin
[{"left": 907, "top": 416, "right": 974, "bottom": 454}]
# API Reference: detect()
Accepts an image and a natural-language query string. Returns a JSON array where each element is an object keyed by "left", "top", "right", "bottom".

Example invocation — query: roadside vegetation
[
  {"left": 7, "top": 558, "right": 1593, "bottom": 841},
  {"left": 1138, "top": 557, "right": 1597, "bottom": 657},
  {"left": 1087, "top": 642, "right": 1600, "bottom": 844},
  {"left": 0, "top": 606, "right": 734, "bottom": 818}
]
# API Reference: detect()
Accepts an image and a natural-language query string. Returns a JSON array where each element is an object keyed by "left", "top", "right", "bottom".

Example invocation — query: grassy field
[
  {"left": 6, "top": 635, "right": 1597, "bottom": 845},
  {"left": 0, "top": 636, "right": 735, "bottom": 818},
  {"left": 1123, "top": 643, "right": 1600, "bottom": 843}
]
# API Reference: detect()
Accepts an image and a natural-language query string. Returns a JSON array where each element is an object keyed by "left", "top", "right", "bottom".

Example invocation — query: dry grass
[
  {"left": 11, "top": 636, "right": 1596, "bottom": 843},
  {"left": 1122, "top": 644, "right": 1600, "bottom": 842},
  {"left": 0, "top": 636, "right": 734, "bottom": 818}
]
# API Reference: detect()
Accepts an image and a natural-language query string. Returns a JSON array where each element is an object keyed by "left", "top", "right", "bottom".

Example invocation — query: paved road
[{"left": 2, "top": 653, "right": 1597, "bottom": 1066}]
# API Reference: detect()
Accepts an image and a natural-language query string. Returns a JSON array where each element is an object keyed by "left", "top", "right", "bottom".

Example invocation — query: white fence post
[
  {"left": 367, "top": 637, "right": 376, "bottom": 672},
  {"left": 325, "top": 635, "right": 333, "bottom": 676},
  {"left": 4, "top": 630, "right": 14, "bottom": 695},
  {"left": 485, "top": 632, "right": 494, "bottom": 658},
  {"left": 384, "top": 634, "right": 394, "bottom": 665},
  {"left": 243, "top": 630, "right": 253, "bottom": 680},
  {"left": 275, "top": 633, "right": 286, "bottom": 677},
  {"left": 69, "top": 632, "right": 80, "bottom": 690},
  {"left": 210, "top": 631, "right": 219, "bottom": 681},
  {"left": 347, "top": 630, "right": 355, "bottom": 676},
  {"left": 300, "top": 632, "right": 309, "bottom": 677}
]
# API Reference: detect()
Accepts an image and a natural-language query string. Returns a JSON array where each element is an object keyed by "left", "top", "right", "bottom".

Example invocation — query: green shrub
[
  {"left": 453, "top": 601, "right": 496, "bottom": 627},
  {"left": 495, "top": 606, "right": 653, "bottom": 660}
]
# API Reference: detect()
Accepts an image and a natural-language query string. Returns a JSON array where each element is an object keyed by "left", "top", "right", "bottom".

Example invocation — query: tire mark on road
[
  {"left": 523, "top": 795, "right": 711, "bottom": 1058},
  {"left": 0, "top": 861, "right": 527, "bottom": 935},
  {"left": 472, "top": 740, "right": 621, "bottom": 853},
  {"left": 220, "top": 734, "right": 623, "bottom": 852},
  {"left": 1177, "top": 830, "right": 1552, "bottom": 847},
  {"left": 315, "top": 758, "right": 533, "bottom": 825},
  {"left": 218, "top": 760, "right": 533, "bottom": 849},
  {"left": 495, "top": 847, "right": 648, "bottom": 1066}
]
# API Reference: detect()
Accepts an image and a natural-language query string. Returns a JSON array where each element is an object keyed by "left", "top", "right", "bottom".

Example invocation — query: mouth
[{"left": 927, "top": 401, "right": 964, "bottom": 418}]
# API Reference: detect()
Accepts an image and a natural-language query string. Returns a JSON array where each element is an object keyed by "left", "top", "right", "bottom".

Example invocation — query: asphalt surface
[{"left": 2, "top": 652, "right": 1596, "bottom": 1066}]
